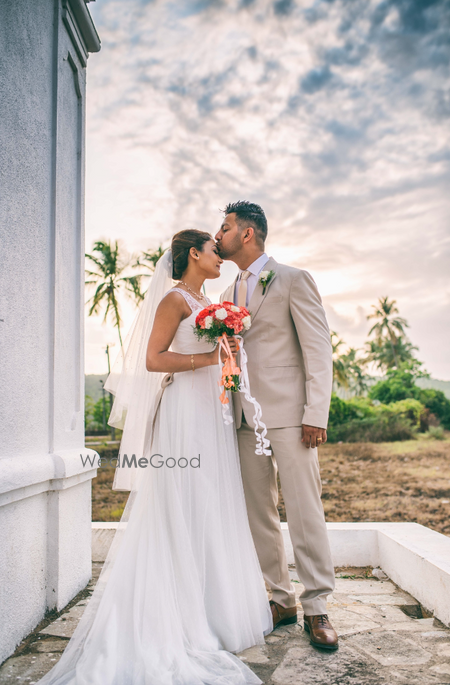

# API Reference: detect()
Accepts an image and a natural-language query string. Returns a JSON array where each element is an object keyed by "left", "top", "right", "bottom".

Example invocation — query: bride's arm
[{"left": 146, "top": 292, "right": 236, "bottom": 373}]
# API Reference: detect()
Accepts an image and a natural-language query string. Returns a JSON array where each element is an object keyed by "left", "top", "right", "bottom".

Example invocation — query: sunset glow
[{"left": 85, "top": 0, "right": 450, "bottom": 379}]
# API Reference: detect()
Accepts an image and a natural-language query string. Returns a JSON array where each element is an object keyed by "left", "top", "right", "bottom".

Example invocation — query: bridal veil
[{"left": 37, "top": 250, "right": 176, "bottom": 683}]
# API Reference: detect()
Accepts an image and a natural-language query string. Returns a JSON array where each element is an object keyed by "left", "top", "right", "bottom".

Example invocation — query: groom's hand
[{"left": 301, "top": 425, "right": 327, "bottom": 449}]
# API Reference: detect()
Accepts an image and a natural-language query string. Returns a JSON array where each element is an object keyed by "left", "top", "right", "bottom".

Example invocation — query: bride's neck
[{"left": 177, "top": 269, "right": 205, "bottom": 295}]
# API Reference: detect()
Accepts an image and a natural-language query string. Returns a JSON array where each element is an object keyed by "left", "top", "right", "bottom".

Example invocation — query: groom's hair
[{"left": 224, "top": 201, "right": 267, "bottom": 247}]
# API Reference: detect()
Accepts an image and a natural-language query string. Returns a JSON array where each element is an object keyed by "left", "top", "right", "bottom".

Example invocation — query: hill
[
  {"left": 85, "top": 374, "right": 450, "bottom": 403},
  {"left": 416, "top": 377, "right": 450, "bottom": 399}
]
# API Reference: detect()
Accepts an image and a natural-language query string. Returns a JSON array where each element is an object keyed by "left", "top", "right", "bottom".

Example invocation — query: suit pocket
[
  {"left": 262, "top": 363, "right": 299, "bottom": 370},
  {"left": 264, "top": 295, "right": 283, "bottom": 303},
  {"left": 260, "top": 366, "right": 304, "bottom": 406}
]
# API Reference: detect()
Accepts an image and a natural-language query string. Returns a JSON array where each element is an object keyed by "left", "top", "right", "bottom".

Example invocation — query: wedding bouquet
[
  {"left": 194, "top": 302, "right": 251, "bottom": 402},
  {"left": 194, "top": 301, "right": 270, "bottom": 456}
]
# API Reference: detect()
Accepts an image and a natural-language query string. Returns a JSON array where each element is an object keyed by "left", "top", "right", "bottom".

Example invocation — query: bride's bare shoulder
[{"left": 156, "top": 289, "right": 191, "bottom": 319}]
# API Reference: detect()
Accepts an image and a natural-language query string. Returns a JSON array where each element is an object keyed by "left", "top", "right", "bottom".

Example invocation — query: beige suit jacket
[{"left": 220, "top": 257, "right": 333, "bottom": 430}]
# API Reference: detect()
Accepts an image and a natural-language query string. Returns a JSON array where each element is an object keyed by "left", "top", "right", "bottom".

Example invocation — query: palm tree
[
  {"left": 135, "top": 246, "right": 166, "bottom": 273},
  {"left": 131, "top": 246, "right": 167, "bottom": 302},
  {"left": 341, "top": 347, "right": 370, "bottom": 395},
  {"left": 365, "top": 337, "right": 420, "bottom": 373},
  {"left": 367, "top": 297, "right": 408, "bottom": 367},
  {"left": 331, "top": 331, "right": 350, "bottom": 390},
  {"left": 85, "top": 240, "right": 143, "bottom": 348}
]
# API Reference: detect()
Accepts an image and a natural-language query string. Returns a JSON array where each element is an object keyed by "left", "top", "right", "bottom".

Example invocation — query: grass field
[{"left": 89, "top": 436, "right": 450, "bottom": 536}]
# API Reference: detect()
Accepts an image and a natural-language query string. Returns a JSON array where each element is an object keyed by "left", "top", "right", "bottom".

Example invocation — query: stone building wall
[{"left": 0, "top": 0, "right": 100, "bottom": 663}]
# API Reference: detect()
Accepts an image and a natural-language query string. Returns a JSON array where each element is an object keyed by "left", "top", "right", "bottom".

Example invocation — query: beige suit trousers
[{"left": 237, "top": 421, "right": 335, "bottom": 616}]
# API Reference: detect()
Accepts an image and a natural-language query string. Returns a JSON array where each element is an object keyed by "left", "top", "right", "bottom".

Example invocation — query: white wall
[{"left": 0, "top": 0, "right": 100, "bottom": 664}]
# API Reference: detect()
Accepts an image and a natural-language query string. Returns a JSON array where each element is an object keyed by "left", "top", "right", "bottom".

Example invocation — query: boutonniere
[{"left": 258, "top": 270, "right": 275, "bottom": 295}]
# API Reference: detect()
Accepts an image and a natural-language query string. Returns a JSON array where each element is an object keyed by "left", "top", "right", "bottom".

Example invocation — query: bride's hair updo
[{"left": 171, "top": 229, "right": 212, "bottom": 280}]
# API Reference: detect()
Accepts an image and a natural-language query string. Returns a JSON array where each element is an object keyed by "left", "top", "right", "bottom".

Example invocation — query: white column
[{"left": 0, "top": 0, "right": 100, "bottom": 663}]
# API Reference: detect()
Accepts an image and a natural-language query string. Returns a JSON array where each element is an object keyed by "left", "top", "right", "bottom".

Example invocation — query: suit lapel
[{"left": 246, "top": 256, "right": 278, "bottom": 326}]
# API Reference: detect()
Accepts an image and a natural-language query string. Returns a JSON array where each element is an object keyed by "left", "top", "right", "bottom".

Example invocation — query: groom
[{"left": 216, "top": 201, "right": 338, "bottom": 651}]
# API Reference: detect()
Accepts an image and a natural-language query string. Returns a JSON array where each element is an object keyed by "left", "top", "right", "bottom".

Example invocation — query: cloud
[
  {"left": 300, "top": 65, "right": 334, "bottom": 94},
  {"left": 273, "top": 0, "right": 295, "bottom": 16},
  {"left": 85, "top": 0, "right": 450, "bottom": 378}
]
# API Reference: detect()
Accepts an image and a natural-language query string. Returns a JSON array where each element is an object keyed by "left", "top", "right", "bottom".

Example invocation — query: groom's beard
[
  {"left": 217, "top": 245, "right": 230, "bottom": 259},
  {"left": 217, "top": 239, "right": 242, "bottom": 261}
]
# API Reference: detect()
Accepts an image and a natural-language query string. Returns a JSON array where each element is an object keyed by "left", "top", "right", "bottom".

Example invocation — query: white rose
[
  {"left": 242, "top": 315, "right": 252, "bottom": 330},
  {"left": 231, "top": 305, "right": 240, "bottom": 312},
  {"left": 259, "top": 271, "right": 269, "bottom": 280},
  {"left": 215, "top": 308, "right": 228, "bottom": 320},
  {"left": 204, "top": 316, "right": 213, "bottom": 329}
]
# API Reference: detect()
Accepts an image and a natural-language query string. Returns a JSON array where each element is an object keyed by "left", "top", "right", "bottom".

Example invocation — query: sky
[{"left": 84, "top": 0, "right": 450, "bottom": 379}]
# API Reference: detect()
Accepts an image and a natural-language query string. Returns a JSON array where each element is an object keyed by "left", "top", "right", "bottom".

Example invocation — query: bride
[{"left": 37, "top": 229, "right": 273, "bottom": 685}]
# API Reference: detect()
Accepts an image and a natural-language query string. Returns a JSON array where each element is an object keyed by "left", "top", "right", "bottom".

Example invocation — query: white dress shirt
[{"left": 234, "top": 253, "right": 269, "bottom": 307}]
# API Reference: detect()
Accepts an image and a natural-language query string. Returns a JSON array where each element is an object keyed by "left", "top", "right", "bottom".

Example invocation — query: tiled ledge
[
  {"left": 282, "top": 522, "right": 450, "bottom": 627},
  {"left": 3, "top": 561, "right": 450, "bottom": 685},
  {"left": 92, "top": 521, "right": 450, "bottom": 628}
]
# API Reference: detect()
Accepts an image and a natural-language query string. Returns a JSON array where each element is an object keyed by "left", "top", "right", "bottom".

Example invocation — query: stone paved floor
[{"left": 1, "top": 565, "right": 450, "bottom": 684}]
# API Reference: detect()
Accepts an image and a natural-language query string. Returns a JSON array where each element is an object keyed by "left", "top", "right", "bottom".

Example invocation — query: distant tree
[
  {"left": 367, "top": 296, "right": 408, "bottom": 368},
  {"left": 130, "top": 246, "right": 167, "bottom": 302},
  {"left": 85, "top": 395, "right": 96, "bottom": 430},
  {"left": 134, "top": 246, "right": 166, "bottom": 273},
  {"left": 85, "top": 240, "right": 143, "bottom": 347},
  {"left": 331, "top": 333, "right": 370, "bottom": 395},
  {"left": 93, "top": 397, "right": 107, "bottom": 429},
  {"left": 367, "top": 296, "right": 409, "bottom": 344},
  {"left": 340, "top": 347, "right": 370, "bottom": 396},
  {"left": 331, "top": 331, "right": 349, "bottom": 390},
  {"left": 85, "top": 395, "right": 105, "bottom": 432},
  {"left": 364, "top": 336, "right": 423, "bottom": 374}
]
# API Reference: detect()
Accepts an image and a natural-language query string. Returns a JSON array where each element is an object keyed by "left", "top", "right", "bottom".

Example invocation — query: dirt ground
[
  {"left": 278, "top": 436, "right": 450, "bottom": 536},
  {"left": 90, "top": 437, "right": 450, "bottom": 536}
]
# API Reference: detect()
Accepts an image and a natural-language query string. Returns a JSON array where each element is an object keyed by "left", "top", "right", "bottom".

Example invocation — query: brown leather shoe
[
  {"left": 304, "top": 614, "right": 338, "bottom": 650},
  {"left": 270, "top": 600, "right": 297, "bottom": 629}
]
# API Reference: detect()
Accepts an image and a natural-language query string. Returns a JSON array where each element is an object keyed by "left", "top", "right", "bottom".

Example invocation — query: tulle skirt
[{"left": 37, "top": 364, "right": 272, "bottom": 685}]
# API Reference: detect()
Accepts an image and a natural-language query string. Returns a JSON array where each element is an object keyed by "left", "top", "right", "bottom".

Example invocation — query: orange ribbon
[{"left": 218, "top": 333, "right": 241, "bottom": 404}]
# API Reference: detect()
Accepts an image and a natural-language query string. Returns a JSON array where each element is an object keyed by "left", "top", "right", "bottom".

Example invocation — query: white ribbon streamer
[
  {"left": 218, "top": 335, "right": 271, "bottom": 456},
  {"left": 236, "top": 336, "right": 272, "bottom": 456}
]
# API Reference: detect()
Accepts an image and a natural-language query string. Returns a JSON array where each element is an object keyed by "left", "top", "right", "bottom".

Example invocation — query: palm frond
[{"left": 120, "top": 275, "right": 145, "bottom": 303}]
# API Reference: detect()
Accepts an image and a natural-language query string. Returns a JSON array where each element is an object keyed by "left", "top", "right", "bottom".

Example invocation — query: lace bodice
[
  {"left": 170, "top": 287, "right": 209, "bottom": 313},
  {"left": 169, "top": 287, "right": 215, "bottom": 354}
]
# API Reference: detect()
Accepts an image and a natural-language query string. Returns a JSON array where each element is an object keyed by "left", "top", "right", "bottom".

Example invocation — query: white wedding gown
[{"left": 37, "top": 288, "right": 273, "bottom": 685}]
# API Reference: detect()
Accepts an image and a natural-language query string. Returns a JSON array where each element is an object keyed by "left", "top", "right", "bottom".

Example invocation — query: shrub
[
  {"left": 417, "top": 388, "right": 450, "bottom": 430},
  {"left": 381, "top": 398, "right": 425, "bottom": 428},
  {"left": 327, "top": 395, "right": 424, "bottom": 443},
  {"left": 368, "top": 368, "right": 450, "bottom": 430},
  {"left": 85, "top": 395, "right": 102, "bottom": 432},
  {"left": 93, "top": 396, "right": 108, "bottom": 427},
  {"left": 328, "top": 394, "right": 377, "bottom": 426},
  {"left": 369, "top": 368, "right": 417, "bottom": 404},
  {"left": 85, "top": 394, "right": 110, "bottom": 434},
  {"left": 327, "top": 414, "right": 415, "bottom": 443},
  {"left": 328, "top": 394, "right": 361, "bottom": 427},
  {"left": 343, "top": 397, "right": 376, "bottom": 419},
  {"left": 427, "top": 426, "right": 445, "bottom": 440}
]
